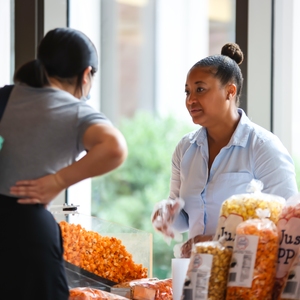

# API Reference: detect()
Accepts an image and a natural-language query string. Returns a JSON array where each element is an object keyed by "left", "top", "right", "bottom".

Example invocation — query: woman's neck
[
  {"left": 207, "top": 109, "right": 240, "bottom": 145},
  {"left": 47, "top": 77, "right": 78, "bottom": 98}
]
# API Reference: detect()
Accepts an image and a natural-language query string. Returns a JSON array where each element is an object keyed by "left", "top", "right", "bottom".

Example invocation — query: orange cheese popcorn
[
  {"left": 226, "top": 218, "right": 279, "bottom": 300},
  {"left": 59, "top": 221, "right": 148, "bottom": 283},
  {"left": 69, "top": 287, "right": 129, "bottom": 300},
  {"left": 113, "top": 278, "right": 172, "bottom": 300}
]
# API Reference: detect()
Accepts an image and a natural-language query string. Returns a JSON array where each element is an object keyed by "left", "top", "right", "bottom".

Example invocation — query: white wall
[
  {"left": 69, "top": 0, "right": 101, "bottom": 113},
  {"left": 155, "top": 0, "right": 209, "bottom": 123},
  {"left": 291, "top": 1, "right": 300, "bottom": 158},
  {"left": 273, "top": 0, "right": 300, "bottom": 158},
  {"left": 44, "top": 0, "right": 67, "bottom": 33},
  {"left": 247, "top": 0, "right": 272, "bottom": 131}
]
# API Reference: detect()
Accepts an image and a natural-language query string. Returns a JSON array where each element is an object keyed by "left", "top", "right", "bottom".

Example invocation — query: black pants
[{"left": 0, "top": 194, "right": 69, "bottom": 300}]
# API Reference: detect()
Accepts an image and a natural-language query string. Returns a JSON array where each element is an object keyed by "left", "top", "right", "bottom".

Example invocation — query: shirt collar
[{"left": 189, "top": 108, "right": 252, "bottom": 148}]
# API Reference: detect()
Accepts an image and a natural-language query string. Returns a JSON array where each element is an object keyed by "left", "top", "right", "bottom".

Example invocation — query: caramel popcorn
[
  {"left": 226, "top": 218, "right": 278, "bottom": 300},
  {"left": 113, "top": 278, "right": 172, "bottom": 300},
  {"left": 69, "top": 287, "right": 129, "bottom": 300},
  {"left": 59, "top": 221, "right": 148, "bottom": 283}
]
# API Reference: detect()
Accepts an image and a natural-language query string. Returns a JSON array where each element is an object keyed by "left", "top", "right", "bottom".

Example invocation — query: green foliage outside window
[{"left": 91, "top": 112, "right": 195, "bottom": 279}]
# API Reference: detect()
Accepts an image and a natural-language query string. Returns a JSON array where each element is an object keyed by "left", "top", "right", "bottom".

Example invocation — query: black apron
[{"left": 0, "top": 194, "right": 69, "bottom": 300}]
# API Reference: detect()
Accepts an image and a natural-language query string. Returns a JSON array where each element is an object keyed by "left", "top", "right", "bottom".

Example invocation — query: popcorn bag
[
  {"left": 273, "top": 193, "right": 300, "bottom": 300},
  {"left": 281, "top": 248, "right": 300, "bottom": 300},
  {"left": 214, "top": 179, "right": 285, "bottom": 249},
  {"left": 226, "top": 210, "right": 279, "bottom": 300},
  {"left": 112, "top": 278, "right": 173, "bottom": 300},
  {"left": 69, "top": 287, "right": 129, "bottom": 300},
  {"left": 182, "top": 239, "right": 232, "bottom": 300}
]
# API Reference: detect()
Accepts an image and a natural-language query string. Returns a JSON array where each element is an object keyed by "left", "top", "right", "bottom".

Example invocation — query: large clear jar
[{"left": 50, "top": 204, "right": 152, "bottom": 289}]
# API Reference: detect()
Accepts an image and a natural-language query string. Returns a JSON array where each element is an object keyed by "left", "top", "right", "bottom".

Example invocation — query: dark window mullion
[
  {"left": 235, "top": 0, "right": 248, "bottom": 114},
  {"left": 14, "top": 0, "right": 44, "bottom": 72}
]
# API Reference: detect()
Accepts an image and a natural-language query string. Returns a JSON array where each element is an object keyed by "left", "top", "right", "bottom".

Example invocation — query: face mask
[
  {"left": 81, "top": 71, "right": 92, "bottom": 102},
  {"left": 80, "top": 93, "right": 91, "bottom": 102}
]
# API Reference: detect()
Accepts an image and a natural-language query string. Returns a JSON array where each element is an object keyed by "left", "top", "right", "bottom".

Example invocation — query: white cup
[{"left": 172, "top": 258, "right": 190, "bottom": 300}]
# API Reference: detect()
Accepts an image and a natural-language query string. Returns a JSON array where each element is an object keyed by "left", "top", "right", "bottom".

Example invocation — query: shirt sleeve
[
  {"left": 76, "top": 103, "right": 113, "bottom": 153},
  {"left": 253, "top": 135, "right": 298, "bottom": 200},
  {"left": 168, "top": 137, "right": 190, "bottom": 233}
]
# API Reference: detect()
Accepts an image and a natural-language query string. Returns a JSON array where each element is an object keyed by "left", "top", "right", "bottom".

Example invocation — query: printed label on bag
[
  {"left": 281, "top": 253, "right": 300, "bottom": 299},
  {"left": 183, "top": 253, "right": 213, "bottom": 300},
  {"left": 277, "top": 217, "right": 300, "bottom": 279},
  {"left": 227, "top": 235, "right": 259, "bottom": 288},
  {"left": 214, "top": 214, "right": 244, "bottom": 249}
]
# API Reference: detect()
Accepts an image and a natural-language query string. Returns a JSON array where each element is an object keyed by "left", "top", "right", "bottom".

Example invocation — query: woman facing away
[
  {"left": 0, "top": 28, "right": 127, "bottom": 299},
  {"left": 152, "top": 42, "right": 298, "bottom": 258}
]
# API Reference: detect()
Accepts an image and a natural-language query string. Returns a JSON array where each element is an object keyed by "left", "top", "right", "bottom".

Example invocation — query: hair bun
[{"left": 221, "top": 43, "right": 244, "bottom": 65}]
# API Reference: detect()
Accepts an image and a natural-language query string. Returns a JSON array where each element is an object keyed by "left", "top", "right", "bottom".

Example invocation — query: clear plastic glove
[{"left": 151, "top": 198, "right": 184, "bottom": 245}]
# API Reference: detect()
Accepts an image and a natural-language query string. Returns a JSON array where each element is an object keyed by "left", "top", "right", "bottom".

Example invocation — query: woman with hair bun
[
  {"left": 0, "top": 28, "right": 127, "bottom": 299},
  {"left": 152, "top": 43, "right": 298, "bottom": 257}
]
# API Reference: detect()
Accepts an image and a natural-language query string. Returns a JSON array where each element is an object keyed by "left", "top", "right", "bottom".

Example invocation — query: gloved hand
[{"left": 151, "top": 198, "right": 184, "bottom": 244}]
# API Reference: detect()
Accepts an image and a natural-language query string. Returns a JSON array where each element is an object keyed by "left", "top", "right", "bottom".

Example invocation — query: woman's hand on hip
[{"left": 10, "top": 173, "right": 65, "bottom": 206}]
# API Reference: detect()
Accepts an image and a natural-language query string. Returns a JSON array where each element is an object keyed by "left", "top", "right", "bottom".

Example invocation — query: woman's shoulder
[
  {"left": 244, "top": 119, "right": 289, "bottom": 157},
  {"left": 13, "top": 84, "right": 76, "bottom": 103},
  {"left": 249, "top": 122, "right": 281, "bottom": 145},
  {"left": 174, "top": 127, "right": 204, "bottom": 155},
  {"left": 179, "top": 127, "right": 203, "bottom": 144},
  {"left": 239, "top": 109, "right": 281, "bottom": 145}
]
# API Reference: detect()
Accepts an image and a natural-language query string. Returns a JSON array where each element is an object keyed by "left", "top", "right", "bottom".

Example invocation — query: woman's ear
[
  {"left": 226, "top": 83, "right": 237, "bottom": 100},
  {"left": 82, "top": 66, "right": 92, "bottom": 84}
]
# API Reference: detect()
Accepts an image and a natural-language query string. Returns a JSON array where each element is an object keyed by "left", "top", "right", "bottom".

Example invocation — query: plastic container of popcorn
[
  {"left": 50, "top": 204, "right": 152, "bottom": 289},
  {"left": 214, "top": 179, "right": 285, "bottom": 249}
]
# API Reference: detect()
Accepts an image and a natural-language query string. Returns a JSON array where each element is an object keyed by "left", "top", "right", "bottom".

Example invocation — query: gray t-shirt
[{"left": 0, "top": 84, "right": 111, "bottom": 196}]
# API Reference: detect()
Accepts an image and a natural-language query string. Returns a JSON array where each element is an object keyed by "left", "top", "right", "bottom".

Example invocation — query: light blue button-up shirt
[{"left": 170, "top": 109, "right": 298, "bottom": 239}]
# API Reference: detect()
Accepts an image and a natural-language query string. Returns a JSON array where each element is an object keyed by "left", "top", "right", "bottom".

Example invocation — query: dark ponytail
[
  {"left": 14, "top": 59, "right": 49, "bottom": 87},
  {"left": 13, "top": 27, "right": 98, "bottom": 89}
]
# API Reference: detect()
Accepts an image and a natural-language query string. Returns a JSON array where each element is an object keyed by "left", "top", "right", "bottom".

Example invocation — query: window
[
  {"left": 0, "top": 1, "right": 13, "bottom": 86},
  {"left": 68, "top": 0, "right": 236, "bottom": 278},
  {"left": 273, "top": 0, "right": 300, "bottom": 164}
]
